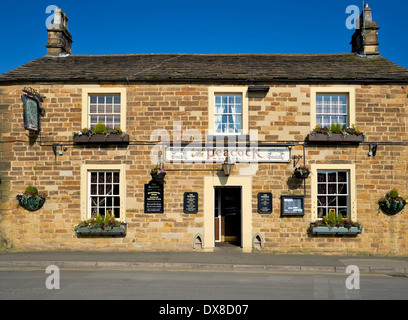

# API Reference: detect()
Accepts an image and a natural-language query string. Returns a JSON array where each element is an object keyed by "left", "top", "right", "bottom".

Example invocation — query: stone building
[{"left": 0, "top": 5, "right": 408, "bottom": 255}]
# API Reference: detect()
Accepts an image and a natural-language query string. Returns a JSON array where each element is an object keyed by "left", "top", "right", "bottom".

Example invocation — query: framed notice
[
  {"left": 281, "top": 195, "right": 305, "bottom": 216},
  {"left": 183, "top": 192, "right": 198, "bottom": 214},
  {"left": 144, "top": 181, "right": 164, "bottom": 213},
  {"left": 257, "top": 192, "right": 272, "bottom": 214}
]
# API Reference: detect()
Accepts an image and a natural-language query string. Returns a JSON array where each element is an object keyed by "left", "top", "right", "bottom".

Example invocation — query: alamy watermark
[
  {"left": 345, "top": 265, "right": 360, "bottom": 290},
  {"left": 45, "top": 5, "right": 59, "bottom": 28},
  {"left": 45, "top": 265, "right": 60, "bottom": 290},
  {"left": 345, "top": 4, "right": 361, "bottom": 30}
]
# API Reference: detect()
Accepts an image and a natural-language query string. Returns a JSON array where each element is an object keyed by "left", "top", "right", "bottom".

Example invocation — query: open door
[{"left": 214, "top": 187, "right": 241, "bottom": 246}]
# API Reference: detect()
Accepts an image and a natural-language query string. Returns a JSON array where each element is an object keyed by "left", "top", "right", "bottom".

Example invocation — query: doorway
[{"left": 214, "top": 187, "right": 242, "bottom": 246}]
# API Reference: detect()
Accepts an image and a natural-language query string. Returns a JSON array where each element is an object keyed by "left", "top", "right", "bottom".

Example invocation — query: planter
[
  {"left": 151, "top": 172, "right": 166, "bottom": 181},
  {"left": 75, "top": 226, "right": 126, "bottom": 236},
  {"left": 18, "top": 195, "right": 46, "bottom": 211},
  {"left": 310, "top": 226, "right": 362, "bottom": 235},
  {"left": 294, "top": 171, "right": 310, "bottom": 179},
  {"left": 73, "top": 134, "right": 129, "bottom": 145},
  {"left": 379, "top": 201, "right": 406, "bottom": 215},
  {"left": 307, "top": 133, "right": 364, "bottom": 144}
]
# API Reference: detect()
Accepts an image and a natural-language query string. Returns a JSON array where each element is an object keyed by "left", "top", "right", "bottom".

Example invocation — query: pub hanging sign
[{"left": 21, "top": 87, "right": 45, "bottom": 132}]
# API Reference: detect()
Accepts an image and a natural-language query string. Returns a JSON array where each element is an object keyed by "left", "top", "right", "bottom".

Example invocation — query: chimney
[
  {"left": 351, "top": 4, "right": 380, "bottom": 56},
  {"left": 46, "top": 8, "right": 73, "bottom": 56}
]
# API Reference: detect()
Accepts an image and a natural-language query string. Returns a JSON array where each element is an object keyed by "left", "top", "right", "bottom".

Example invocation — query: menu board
[
  {"left": 257, "top": 192, "right": 272, "bottom": 214},
  {"left": 144, "top": 181, "right": 164, "bottom": 213},
  {"left": 183, "top": 192, "right": 198, "bottom": 214},
  {"left": 281, "top": 196, "right": 305, "bottom": 216}
]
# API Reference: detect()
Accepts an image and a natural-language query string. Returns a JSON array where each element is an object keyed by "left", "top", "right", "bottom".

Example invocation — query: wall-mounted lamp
[
  {"left": 52, "top": 143, "right": 67, "bottom": 159},
  {"left": 222, "top": 156, "right": 235, "bottom": 176},
  {"left": 368, "top": 143, "right": 378, "bottom": 158}
]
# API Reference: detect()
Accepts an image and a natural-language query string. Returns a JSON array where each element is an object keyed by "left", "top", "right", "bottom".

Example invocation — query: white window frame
[
  {"left": 310, "top": 87, "right": 355, "bottom": 131},
  {"left": 311, "top": 164, "right": 357, "bottom": 222},
  {"left": 208, "top": 87, "right": 248, "bottom": 136},
  {"left": 81, "top": 88, "right": 127, "bottom": 132},
  {"left": 316, "top": 170, "right": 350, "bottom": 219},
  {"left": 80, "top": 164, "right": 126, "bottom": 222}
]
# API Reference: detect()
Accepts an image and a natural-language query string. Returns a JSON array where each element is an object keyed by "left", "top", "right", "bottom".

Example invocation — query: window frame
[
  {"left": 80, "top": 164, "right": 126, "bottom": 222},
  {"left": 81, "top": 88, "right": 127, "bottom": 132},
  {"left": 311, "top": 164, "right": 356, "bottom": 222},
  {"left": 208, "top": 87, "right": 248, "bottom": 136},
  {"left": 310, "top": 87, "right": 355, "bottom": 131},
  {"left": 316, "top": 170, "right": 350, "bottom": 219}
]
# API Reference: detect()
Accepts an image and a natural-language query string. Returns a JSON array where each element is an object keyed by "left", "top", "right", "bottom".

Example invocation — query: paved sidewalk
[{"left": 1, "top": 250, "right": 408, "bottom": 276}]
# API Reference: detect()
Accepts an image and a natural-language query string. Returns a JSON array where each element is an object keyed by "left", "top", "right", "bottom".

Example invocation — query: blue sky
[{"left": 0, "top": 0, "right": 407, "bottom": 74}]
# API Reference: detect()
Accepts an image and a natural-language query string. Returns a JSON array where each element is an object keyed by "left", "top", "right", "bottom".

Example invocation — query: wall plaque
[
  {"left": 257, "top": 192, "right": 272, "bottom": 214},
  {"left": 144, "top": 181, "right": 164, "bottom": 213},
  {"left": 183, "top": 192, "right": 198, "bottom": 214},
  {"left": 281, "top": 195, "right": 305, "bottom": 216}
]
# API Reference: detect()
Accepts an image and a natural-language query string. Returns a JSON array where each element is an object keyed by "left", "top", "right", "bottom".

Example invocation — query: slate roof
[{"left": 1, "top": 53, "right": 408, "bottom": 83}]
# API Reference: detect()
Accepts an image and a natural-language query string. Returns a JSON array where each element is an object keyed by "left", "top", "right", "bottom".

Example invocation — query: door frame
[
  {"left": 204, "top": 176, "right": 252, "bottom": 252},
  {"left": 214, "top": 186, "right": 242, "bottom": 244}
]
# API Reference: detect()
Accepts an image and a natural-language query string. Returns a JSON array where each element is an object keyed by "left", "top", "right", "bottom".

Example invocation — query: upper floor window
[
  {"left": 208, "top": 87, "right": 248, "bottom": 136},
  {"left": 316, "top": 94, "right": 348, "bottom": 129},
  {"left": 310, "top": 87, "right": 355, "bottom": 131},
  {"left": 81, "top": 88, "right": 127, "bottom": 132},
  {"left": 89, "top": 94, "right": 121, "bottom": 130},
  {"left": 214, "top": 94, "right": 242, "bottom": 135}
]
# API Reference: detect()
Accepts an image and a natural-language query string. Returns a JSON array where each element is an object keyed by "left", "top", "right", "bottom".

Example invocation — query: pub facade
[{"left": 1, "top": 6, "right": 408, "bottom": 255}]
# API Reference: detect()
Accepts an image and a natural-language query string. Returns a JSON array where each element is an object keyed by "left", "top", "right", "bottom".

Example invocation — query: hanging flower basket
[
  {"left": 294, "top": 166, "right": 310, "bottom": 179},
  {"left": 151, "top": 167, "right": 166, "bottom": 181},
  {"left": 378, "top": 189, "right": 406, "bottom": 215},
  {"left": 16, "top": 185, "right": 46, "bottom": 211}
]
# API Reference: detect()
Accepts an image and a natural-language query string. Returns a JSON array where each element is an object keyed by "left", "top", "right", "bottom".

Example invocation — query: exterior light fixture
[
  {"left": 368, "top": 143, "right": 378, "bottom": 158},
  {"left": 222, "top": 156, "right": 235, "bottom": 176}
]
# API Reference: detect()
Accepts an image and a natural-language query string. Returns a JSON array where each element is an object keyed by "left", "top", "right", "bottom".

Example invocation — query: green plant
[
  {"left": 93, "top": 123, "right": 107, "bottom": 134},
  {"left": 311, "top": 123, "right": 366, "bottom": 138},
  {"left": 378, "top": 189, "right": 406, "bottom": 215},
  {"left": 16, "top": 185, "right": 46, "bottom": 211},
  {"left": 74, "top": 211, "right": 126, "bottom": 231},
  {"left": 310, "top": 211, "right": 361, "bottom": 230},
  {"left": 25, "top": 185, "right": 38, "bottom": 196}
]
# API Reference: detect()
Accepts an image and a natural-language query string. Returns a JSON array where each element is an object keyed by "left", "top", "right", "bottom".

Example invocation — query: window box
[
  {"left": 310, "top": 225, "right": 362, "bottom": 235},
  {"left": 307, "top": 133, "right": 364, "bottom": 143},
  {"left": 75, "top": 226, "right": 126, "bottom": 237},
  {"left": 73, "top": 133, "right": 129, "bottom": 145}
]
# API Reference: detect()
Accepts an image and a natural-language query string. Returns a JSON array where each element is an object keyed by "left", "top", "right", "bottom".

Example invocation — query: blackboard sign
[
  {"left": 183, "top": 192, "right": 198, "bottom": 214},
  {"left": 257, "top": 192, "right": 272, "bottom": 214},
  {"left": 281, "top": 195, "right": 305, "bottom": 216},
  {"left": 144, "top": 181, "right": 164, "bottom": 213}
]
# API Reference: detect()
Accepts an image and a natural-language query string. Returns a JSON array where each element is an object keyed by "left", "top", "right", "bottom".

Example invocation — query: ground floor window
[
  {"left": 311, "top": 164, "right": 356, "bottom": 222},
  {"left": 89, "top": 171, "right": 121, "bottom": 218},
  {"left": 81, "top": 164, "right": 126, "bottom": 222},
  {"left": 317, "top": 170, "right": 349, "bottom": 219}
]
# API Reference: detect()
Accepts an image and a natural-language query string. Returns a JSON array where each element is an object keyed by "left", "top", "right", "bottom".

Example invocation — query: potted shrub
[
  {"left": 151, "top": 167, "right": 166, "bottom": 181},
  {"left": 307, "top": 123, "right": 366, "bottom": 143},
  {"left": 73, "top": 123, "right": 129, "bottom": 144},
  {"left": 378, "top": 189, "right": 406, "bottom": 215},
  {"left": 294, "top": 165, "right": 311, "bottom": 179},
  {"left": 75, "top": 211, "right": 127, "bottom": 236},
  {"left": 16, "top": 185, "right": 46, "bottom": 211},
  {"left": 309, "top": 211, "right": 362, "bottom": 235}
]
